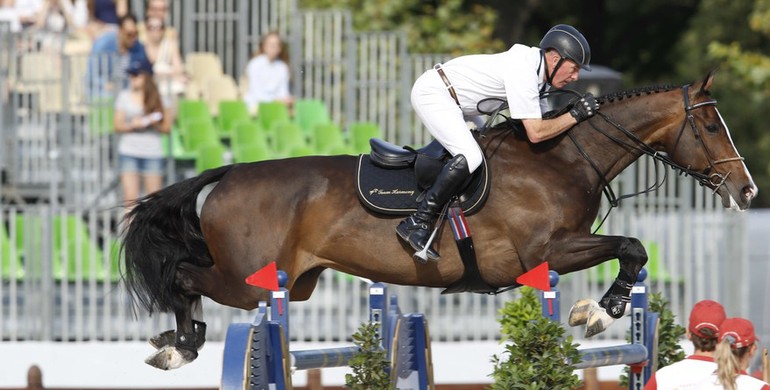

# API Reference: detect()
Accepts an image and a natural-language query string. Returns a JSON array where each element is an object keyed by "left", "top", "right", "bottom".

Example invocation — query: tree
[{"left": 299, "top": 0, "right": 505, "bottom": 55}]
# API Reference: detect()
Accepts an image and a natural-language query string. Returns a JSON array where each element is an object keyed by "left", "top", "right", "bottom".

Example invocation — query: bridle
[{"left": 551, "top": 84, "right": 744, "bottom": 231}]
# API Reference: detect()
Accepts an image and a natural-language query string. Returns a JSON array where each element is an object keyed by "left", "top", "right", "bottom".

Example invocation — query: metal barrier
[
  {"left": 541, "top": 269, "right": 659, "bottom": 390},
  {"left": 221, "top": 271, "right": 434, "bottom": 390}
]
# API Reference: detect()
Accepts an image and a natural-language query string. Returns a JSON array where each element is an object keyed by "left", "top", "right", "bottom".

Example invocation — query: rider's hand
[{"left": 569, "top": 93, "right": 599, "bottom": 123}]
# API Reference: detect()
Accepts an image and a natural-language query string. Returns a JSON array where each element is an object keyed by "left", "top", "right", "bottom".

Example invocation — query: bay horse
[{"left": 123, "top": 71, "right": 756, "bottom": 370}]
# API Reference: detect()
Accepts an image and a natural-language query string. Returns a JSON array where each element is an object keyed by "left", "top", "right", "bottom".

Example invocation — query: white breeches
[{"left": 410, "top": 70, "right": 483, "bottom": 173}]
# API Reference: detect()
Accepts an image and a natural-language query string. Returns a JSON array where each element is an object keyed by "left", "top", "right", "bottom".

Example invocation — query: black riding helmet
[
  {"left": 539, "top": 24, "right": 591, "bottom": 91},
  {"left": 540, "top": 24, "right": 592, "bottom": 71}
]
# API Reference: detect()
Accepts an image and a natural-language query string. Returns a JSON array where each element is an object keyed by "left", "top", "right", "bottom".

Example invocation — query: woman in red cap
[
  {"left": 645, "top": 299, "right": 727, "bottom": 389},
  {"left": 696, "top": 317, "right": 770, "bottom": 389}
]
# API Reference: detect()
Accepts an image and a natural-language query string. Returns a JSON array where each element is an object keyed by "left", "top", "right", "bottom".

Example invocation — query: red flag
[
  {"left": 245, "top": 262, "right": 279, "bottom": 291},
  {"left": 516, "top": 262, "right": 550, "bottom": 291}
]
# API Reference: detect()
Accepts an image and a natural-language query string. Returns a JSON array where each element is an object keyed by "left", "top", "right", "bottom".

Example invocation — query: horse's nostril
[{"left": 743, "top": 186, "right": 757, "bottom": 200}]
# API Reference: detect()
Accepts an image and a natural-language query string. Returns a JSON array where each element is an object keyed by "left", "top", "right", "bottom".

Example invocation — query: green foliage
[
  {"left": 620, "top": 292, "right": 685, "bottom": 386},
  {"left": 490, "top": 287, "right": 582, "bottom": 390},
  {"left": 345, "top": 322, "right": 392, "bottom": 390},
  {"left": 299, "top": 0, "right": 505, "bottom": 55}
]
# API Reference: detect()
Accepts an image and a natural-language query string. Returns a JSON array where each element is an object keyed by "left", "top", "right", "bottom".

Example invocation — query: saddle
[{"left": 355, "top": 138, "right": 490, "bottom": 216}]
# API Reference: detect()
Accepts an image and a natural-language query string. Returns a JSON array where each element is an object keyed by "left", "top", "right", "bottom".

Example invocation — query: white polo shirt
[
  {"left": 438, "top": 44, "right": 547, "bottom": 119},
  {"left": 695, "top": 372, "right": 770, "bottom": 390},
  {"left": 646, "top": 355, "right": 717, "bottom": 389}
]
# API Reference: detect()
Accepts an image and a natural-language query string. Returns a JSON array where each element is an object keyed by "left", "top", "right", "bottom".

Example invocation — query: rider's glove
[{"left": 569, "top": 93, "right": 599, "bottom": 123}]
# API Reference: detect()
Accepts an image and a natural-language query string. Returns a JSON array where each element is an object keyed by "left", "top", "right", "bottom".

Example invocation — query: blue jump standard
[
  {"left": 221, "top": 272, "right": 434, "bottom": 390},
  {"left": 540, "top": 268, "right": 660, "bottom": 390}
]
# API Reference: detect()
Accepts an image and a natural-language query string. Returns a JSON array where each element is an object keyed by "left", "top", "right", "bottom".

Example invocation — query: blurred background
[{"left": 1, "top": 0, "right": 769, "bottom": 388}]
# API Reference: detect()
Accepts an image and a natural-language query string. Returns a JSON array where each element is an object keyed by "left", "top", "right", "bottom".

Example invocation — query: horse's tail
[{"left": 122, "top": 165, "right": 234, "bottom": 315}]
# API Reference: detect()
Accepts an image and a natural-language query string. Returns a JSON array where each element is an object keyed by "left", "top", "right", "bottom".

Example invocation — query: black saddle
[{"left": 355, "top": 138, "right": 490, "bottom": 215}]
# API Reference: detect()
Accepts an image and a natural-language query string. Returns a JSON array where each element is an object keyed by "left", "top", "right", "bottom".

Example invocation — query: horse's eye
[{"left": 706, "top": 124, "right": 719, "bottom": 133}]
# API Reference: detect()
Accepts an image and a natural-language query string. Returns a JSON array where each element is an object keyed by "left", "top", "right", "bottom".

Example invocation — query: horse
[{"left": 122, "top": 71, "right": 756, "bottom": 370}]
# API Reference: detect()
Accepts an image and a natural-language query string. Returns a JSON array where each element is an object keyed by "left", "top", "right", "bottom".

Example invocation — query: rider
[{"left": 396, "top": 24, "right": 599, "bottom": 261}]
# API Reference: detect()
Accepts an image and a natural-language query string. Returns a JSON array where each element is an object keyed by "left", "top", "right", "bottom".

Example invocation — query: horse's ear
[{"left": 699, "top": 68, "right": 718, "bottom": 94}]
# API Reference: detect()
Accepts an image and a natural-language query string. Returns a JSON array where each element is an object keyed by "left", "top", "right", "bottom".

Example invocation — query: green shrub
[
  {"left": 345, "top": 322, "right": 393, "bottom": 390},
  {"left": 490, "top": 287, "right": 582, "bottom": 390}
]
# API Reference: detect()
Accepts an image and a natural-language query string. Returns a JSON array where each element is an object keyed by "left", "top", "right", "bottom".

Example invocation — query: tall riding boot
[{"left": 396, "top": 154, "right": 471, "bottom": 261}]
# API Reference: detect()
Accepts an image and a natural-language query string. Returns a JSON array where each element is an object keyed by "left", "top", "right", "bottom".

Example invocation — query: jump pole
[
  {"left": 221, "top": 270, "right": 434, "bottom": 390},
  {"left": 540, "top": 268, "right": 659, "bottom": 390}
]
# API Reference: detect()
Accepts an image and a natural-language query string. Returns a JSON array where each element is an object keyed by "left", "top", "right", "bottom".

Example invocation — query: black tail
[{"left": 122, "top": 165, "right": 233, "bottom": 314}]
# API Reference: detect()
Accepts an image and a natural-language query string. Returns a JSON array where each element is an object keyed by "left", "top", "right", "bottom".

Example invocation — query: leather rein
[{"left": 557, "top": 85, "right": 744, "bottom": 231}]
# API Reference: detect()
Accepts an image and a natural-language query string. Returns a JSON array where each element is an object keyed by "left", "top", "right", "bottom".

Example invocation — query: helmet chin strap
[{"left": 541, "top": 54, "right": 566, "bottom": 93}]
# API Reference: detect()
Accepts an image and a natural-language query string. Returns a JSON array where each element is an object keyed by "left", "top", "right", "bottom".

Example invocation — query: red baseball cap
[
  {"left": 689, "top": 300, "right": 726, "bottom": 338},
  {"left": 719, "top": 317, "right": 758, "bottom": 349}
]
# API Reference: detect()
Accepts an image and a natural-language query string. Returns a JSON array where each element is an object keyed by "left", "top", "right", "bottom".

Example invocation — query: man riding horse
[{"left": 397, "top": 24, "right": 600, "bottom": 261}]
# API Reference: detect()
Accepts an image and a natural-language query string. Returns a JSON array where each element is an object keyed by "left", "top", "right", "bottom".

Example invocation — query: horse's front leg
[{"left": 543, "top": 233, "right": 647, "bottom": 337}]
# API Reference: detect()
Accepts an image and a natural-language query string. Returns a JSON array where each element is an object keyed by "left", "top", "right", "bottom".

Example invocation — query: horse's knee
[{"left": 619, "top": 237, "right": 647, "bottom": 266}]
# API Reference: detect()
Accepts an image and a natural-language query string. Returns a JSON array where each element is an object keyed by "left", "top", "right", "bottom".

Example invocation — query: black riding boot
[{"left": 396, "top": 154, "right": 471, "bottom": 261}]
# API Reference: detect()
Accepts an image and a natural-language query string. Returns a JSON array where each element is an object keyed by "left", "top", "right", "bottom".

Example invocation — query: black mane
[{"left": 598, "top": 84, "right": 678, "bottom": 104}]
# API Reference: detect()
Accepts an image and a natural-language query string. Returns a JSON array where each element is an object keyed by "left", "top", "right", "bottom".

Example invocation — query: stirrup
[{"left": 413, "top": 227, "right": 440, "bottom": 263}]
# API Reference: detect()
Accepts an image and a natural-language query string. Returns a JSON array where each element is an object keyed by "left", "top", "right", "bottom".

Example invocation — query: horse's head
[{"left": 661, "top": 71, "right": 757, "bottom": 210}]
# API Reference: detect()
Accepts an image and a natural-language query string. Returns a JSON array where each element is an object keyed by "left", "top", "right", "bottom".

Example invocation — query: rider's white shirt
[{"left": 439, "top": 44, "right": 547, "bottom": 118}]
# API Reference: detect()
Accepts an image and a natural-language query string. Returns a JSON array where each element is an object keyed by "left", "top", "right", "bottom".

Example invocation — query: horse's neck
[{"left": 569, "top": 92, "right": 682, "bottom": 183}]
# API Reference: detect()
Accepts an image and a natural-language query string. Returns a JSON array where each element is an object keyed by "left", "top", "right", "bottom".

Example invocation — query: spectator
[
  {"left": 695, "top": 317, "right": 770, "bottom": 389},
  {"left": 88, "top": 14, "right": 148, "bottom": 97},
  {"left": 85, "top": 0, "right": 126, "bottom": 39},
  {"left": 137, "top": 0, "right": 176, "bottom": 42},
  {"left": 243, "top": 31, "right": 293, "bottom": 113},
  {"left": 645, "top": 299, "right": 727, "bottom": 389},
  {"left": 34, "top": 0, "right": 77, "bottom": 51},
  {"left": 13, "top": 0, "right": 43, "bottom": 30},
  {"left": 142, "top": 16, "right": 185, "bottom": 100},
  {"left": 113, "top": 57, "right": 173, "bottom": 211}
]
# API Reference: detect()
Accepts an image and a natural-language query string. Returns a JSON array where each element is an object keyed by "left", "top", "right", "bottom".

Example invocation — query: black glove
[{"left": 569, "top": 93, "right": 599, "bottom": 122}]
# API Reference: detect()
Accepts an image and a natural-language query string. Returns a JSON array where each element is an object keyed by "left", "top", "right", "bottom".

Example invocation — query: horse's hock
[{"left": 220, "top": 272, "right": 434, "bottom": 390}]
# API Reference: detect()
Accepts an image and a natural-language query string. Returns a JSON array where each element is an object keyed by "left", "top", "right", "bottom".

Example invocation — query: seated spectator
[
  {"left": 243, "top": 31, "right": 293, "bottom": 112},
  {"left": 85, "top": 0, "right": 126, "bottom": 39},
  {"left": 34, "top": 0, "right": 77, "bottom": 51},
  {"left": 137, "top": 0, "right": 176, "bottom": 41},
  {"left": 88, "top": 14, "right": 148, "bottom": 98},
  {"left": 645, "top": 299, "right": 727, "bottom": 389},
  {"left": 113, "top": 57, "right": 173, "bottom": 211},
  {"left": 142, "top": 16, "right": 186, "bottom": 100},
  {"left": 695, "top": 317, "right": 770, "bottom": 389}
]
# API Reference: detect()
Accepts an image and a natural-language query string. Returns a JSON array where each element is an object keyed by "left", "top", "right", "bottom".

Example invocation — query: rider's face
[{"left": 550, "top": 58, "right": 580, "bottom": 88}]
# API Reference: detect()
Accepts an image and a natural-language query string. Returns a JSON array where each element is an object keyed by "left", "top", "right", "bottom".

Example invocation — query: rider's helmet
[{"left": 539, "top": 24, "right": 592, "bottom": 71}]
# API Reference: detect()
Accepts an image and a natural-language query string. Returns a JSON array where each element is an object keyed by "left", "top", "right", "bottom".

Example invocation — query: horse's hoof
[
  {"left": 585, "top": 307, "right": 616, "bottom": 338},
  {"left": 149, "top": 329, "right": 176, "bottom": 350},
  {"left": 568, "top": 299, "right": 599, "bottom": 327},
  {"left": 144, "top": 346, "right": 197, "bottom": 370}
]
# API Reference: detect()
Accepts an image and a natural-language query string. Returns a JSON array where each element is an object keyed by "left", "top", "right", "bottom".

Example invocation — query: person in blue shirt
[{"left": 87, "top": 14, "right": 148, "bottom": 98}]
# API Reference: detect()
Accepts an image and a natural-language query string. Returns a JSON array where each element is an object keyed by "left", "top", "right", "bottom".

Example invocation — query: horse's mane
[{"left": 597, "top": 84, "right": 678, "bottom": 104}]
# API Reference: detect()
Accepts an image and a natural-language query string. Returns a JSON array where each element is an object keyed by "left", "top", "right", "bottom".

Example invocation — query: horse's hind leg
[{"left": 144, "top": 295, "right": 207, "bottom": 370}]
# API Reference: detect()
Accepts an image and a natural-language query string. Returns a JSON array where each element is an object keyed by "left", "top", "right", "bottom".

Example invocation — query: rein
[{"left": 547, "top": 85, "right": 744, "bottom": 233}]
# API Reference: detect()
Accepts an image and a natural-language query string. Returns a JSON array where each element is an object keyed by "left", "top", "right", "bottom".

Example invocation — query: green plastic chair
[
  {"left": 195, "top": 143, "right": 227, "bottom": 173},
  {"left": 89, "top": 99, "right": 115, "bottom": 135},
  {"left": 294, "top": 99, "right": 330, "bottom": 137},
  {"left": 271, "top": 120, "right": 308, "bottom": 156},
  {"left": 161, "top": 126, "right": 196, "bottom": 160},
  {"left": 313, "top": 123, "right": 347, "bottom": 154},
  {"left": 15, "top": 214, "right": 61, "bottom": 280},
  {"left": 232, "top": 121, "right": 268, "bottom": 150},
  {"left": 234, "top": 143, "right": 272, "bottom": 163},
  {"left": 1, "top": 221, "right": 24, "bottom": 280},
  {"left": 177, "top": 99, "right": 212, "bottom": 129},
  {"left": 218, "top": 100, "right": 251, "bottom": 139},
  {"left": 107, "top": 238, "right": 122, "bottom": 283},
  {"left": 257, "top": 102, "right": 291, "bottom": 135},
  {"left": 348, "top": 122, "right": 382, "bottom": 154},
  {"left": 54, "top": 215, "right": 105, "bottom": 283},
  {"left": 289, "top": 145, "right": 315, "bottom": 158},
  {"left": 183, "top": 120, "right": 221, "bottom": 157}
]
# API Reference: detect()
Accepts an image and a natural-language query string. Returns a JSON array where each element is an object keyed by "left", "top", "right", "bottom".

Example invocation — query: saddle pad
[{"left": 355, "top": 154, "right": 490, "bottom": 216}]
